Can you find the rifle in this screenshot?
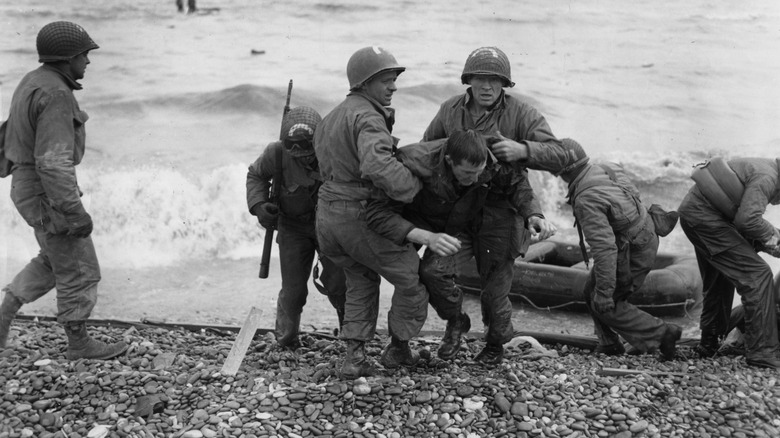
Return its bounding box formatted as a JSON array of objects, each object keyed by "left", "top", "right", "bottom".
[{"left": 259, "top": 79, "right": 293, "bottom": 278}]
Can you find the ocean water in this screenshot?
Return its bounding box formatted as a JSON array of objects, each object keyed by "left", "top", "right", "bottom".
[{"left": 1, "top": 1, "right": 780, "bottom": 326}]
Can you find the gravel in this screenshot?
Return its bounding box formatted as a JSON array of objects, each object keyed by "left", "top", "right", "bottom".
[{"left": 1, "top": 319, "right": 778, "bottom": 438}]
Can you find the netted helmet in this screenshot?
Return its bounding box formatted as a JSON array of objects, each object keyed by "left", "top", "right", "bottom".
[
  {"left": 346, "top": 46, "right": 405, "bottom": 91},
  {"left": 281, "top": 106, "right": 322, "bottom": 157},
  {"left": 37, "top": 21, "right": 99, "bottom": 63},
  {"left": 556, "top": 138, "right": 590, "bottom": 177},
  {"left": 461, "top": 46, "right": 514, "bottom": 88}
]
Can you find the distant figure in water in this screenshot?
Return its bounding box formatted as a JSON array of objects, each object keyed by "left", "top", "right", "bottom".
[
  {"left": 246, "top": 106, "right": 346, "bottom": 350},
  {"left": 176, "top": 0, "right": 197, "bottom": 13},
  {"left": 0, "top": 21, "right": 127, "bottom": 360}
]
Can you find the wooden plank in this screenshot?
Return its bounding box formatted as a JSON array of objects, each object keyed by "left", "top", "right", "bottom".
[
  {"left": 220, "top": 307, "right": 263, "bottom": 376},
  {"left": 597, "top": 367, "right": 688, "bottom": 378}
]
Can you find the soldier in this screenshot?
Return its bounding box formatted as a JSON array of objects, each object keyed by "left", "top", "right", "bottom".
[
  {"left": 314, "top": 46, "right": 440, "bottom": 378},
  {"left": 0, "top": 21, "right": 127, "bottom": 359},
  {"left": 678, "top": 157, "right": 780, "bottom": 369},
  {"left": 246, "top": 106, "right": 346, "bottom": 350},
  {"left": 547, "top": 139, "right": 682, "bottom": 360},
  {"left": 367, "top": 130, "right": 554, "bottom": 364},
  {"left": 422, "top": 46, "right": 558, "bottom": 363}
]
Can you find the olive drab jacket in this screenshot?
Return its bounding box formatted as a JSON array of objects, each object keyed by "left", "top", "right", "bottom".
[
  {"left": 366, "top": 138, "right": 530, "bottom": 245},
  {"left": 246, "top": 141, "right": 321, "bottom": 225},
  {"left": 568, "top": 163, "right": 654, "bottom": 300},
  {"left": 314, "top": 91, "right": 421, "bottom": 203},
  {"left": 5, "top": 65, "right": 90, "bottom": 233},
  {"left": 683, "top": 158, "right": 780, "bottom": 252},
  {"left": 422, "top": 88, "right": 551, "bottom": 216}
]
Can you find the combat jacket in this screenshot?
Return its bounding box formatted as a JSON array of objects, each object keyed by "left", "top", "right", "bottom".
[
  {"left": 367, "top": 138, "right": 510, "bottom": 244},
  {"left": 5, "top": 65, "right": 89, "bottom": 232},
  {"left": 683, "top": 158, "right": 780, "bottom": 249},
  {"left": 314, "top": 91, "right": 421, "bottom": 203},
  {"left": 568, "top": 163, "right": 652, "bottom": 299},
  {"left": 246, "top": 141, "right": 321, "bottom": 224},
  {"left": 421, "top": 89, "right": 546, "bottom": 218},
  {"left": 729, "top": 158, "right": 780, "bottom": 243}
]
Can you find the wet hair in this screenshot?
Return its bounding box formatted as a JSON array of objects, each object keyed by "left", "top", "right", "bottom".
[{"left": 445, "top": 130, "right": 487, "bottom": 166}]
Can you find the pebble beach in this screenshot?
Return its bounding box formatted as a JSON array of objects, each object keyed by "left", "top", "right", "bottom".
[{"left": 1, "top": 320, "right": 778, "bottom": 438}]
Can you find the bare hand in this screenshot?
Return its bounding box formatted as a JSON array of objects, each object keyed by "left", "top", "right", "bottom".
[
  {"left": 427, "top": 233, "right": 462, "bottom": 257},
  {"left": 528, "top": 216, "right": 557, "bottom": 241},
  {"left": 487, "top": 131, "right": 528, "bottom": 162},
  {"left": 593, "top": 293, "right": 615, "bottom": 313}
]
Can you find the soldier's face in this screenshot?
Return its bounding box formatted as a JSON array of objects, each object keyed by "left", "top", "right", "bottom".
[
  {"left": 469, "top": 75, "right": 503, "bottom": 109},
  {"left": 447, "top": 156, "right": 486, "bottom": 187},
  {"left": 363, "top": 71, "right": 398, "bottom": 106},
  {"left": 69, "top": 51, "right": 90, "bottom": 80}
]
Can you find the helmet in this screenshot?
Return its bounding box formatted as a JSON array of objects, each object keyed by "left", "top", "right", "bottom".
[
  {"left": 557, "top": 138, "right": 590, "bottom": 176},
  {"left": 461, "top": 46, "right": 514, "bottom": 88},
  {"left": 346, "top": 46, "right": 405, "bottom": 91},
  {"left": 281, "top": 106, "right": 322, "bottom": 157},
  {"left": 37, "top": 21, "right": 99, "bottom": 63}
]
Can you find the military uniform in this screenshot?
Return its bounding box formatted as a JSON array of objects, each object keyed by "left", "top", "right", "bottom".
[
  {"left": 678, "top": 157, "right": 780, "bottom": 366},
  {"left": 246, "top": 116, "right": 346, "bottom": 347}
]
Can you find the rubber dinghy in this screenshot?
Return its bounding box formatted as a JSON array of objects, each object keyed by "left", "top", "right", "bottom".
[{"left": 456, "top": 240, "right": 702, "bottom": 317}]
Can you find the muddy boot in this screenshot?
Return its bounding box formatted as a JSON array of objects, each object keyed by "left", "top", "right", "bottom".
[
  {"left": 64, "top": 321, "right": 128, "bottom": 360},
  {"left": 474, "top": 342, "right": 504, "bottom": 365},
  {"left": 695, "top": 332, "right": 720, "bottom": 358},
  {"left": 341, "top": 340, "right": 376, "bottom": 379},
  {"left": 593, "top": 343, "right": 626, "bottom": 356},
  {"left": 0, "top": 291, "right": 23, "bottom": 348},
  {"left": 659, "top": 323, "right": 682, "bottom": 361},
  {"left": 380, "top": 337, "right": 420, "bottom": 369},
  {"left": 275, "top": 312, "right": 302, "bottom": 350},
  {"left": 438, "top": 313, "right": 471, "bottom": 360}
]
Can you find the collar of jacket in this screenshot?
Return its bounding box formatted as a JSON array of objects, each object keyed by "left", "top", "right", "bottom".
[
  {"left": 566, "top": 162, "right": 595, "bottom": 204},
  {"left": 347, "top": 90, "right": 396, "bottom": 131},
  {"left": 41, "top": 63, "right": 83, "bottom": 90}
]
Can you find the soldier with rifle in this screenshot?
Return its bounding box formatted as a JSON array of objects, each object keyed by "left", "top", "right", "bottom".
[{"left": 246, "top": 87, "right": 346, "bottom": 350}]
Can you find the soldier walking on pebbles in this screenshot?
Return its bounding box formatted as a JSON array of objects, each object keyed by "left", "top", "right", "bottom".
[
  {"left": 0, "top": 21, "right": 127, "bottom": 359},
  {"left": 422, "top": 47, "right": 558, "bottom": 364},
  {"left": 314, "top": 46, "right": 430, "bottom": 378},
  {"left": 246, "top": 106, "right": 347, "bottom": 350},
  {"left": 529, "top": 138, "right": 683, "bottom": 360},
  {"left": 366, "top": 130, "right": 554, "bottom": 364},
  {"left": 678, "top": 157, "right": 780, "bottom": 369}
]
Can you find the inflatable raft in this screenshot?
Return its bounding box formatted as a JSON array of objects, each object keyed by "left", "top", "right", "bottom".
[{"left": 456, "top": 240, "right": 702, "bottom": 317}]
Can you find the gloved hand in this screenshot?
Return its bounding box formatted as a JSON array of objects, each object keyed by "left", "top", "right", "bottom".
[
  {"left": 253, "top": 203, "right": 279, "bottom": 229},
  {"left": 592, "top": 292, "right": 615, "bottom": 314},
  {"left": 67, "top": 213, "right": 93, "bottom": 238}
]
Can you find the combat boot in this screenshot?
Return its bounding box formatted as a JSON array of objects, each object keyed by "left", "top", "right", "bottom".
[
  {"left": 380, "top": 337, "right": 420, "bottom": 369},
  {"left": 274, "top": 302, "right": 302, "bottom": 350},
  {"left": 659, "top": 323, "right": 682, "bottom": 361},
  {"left": 474, "top": 342, "right": 504, "bottom": 365},
  {"left": 695, "top": 332, "right": 720, "bottom": 358},
  {"left": 746, "top": 356, "right": 780, "bottom": 370},
  {"left": 0, "top": 291, "right": 23, "bottom": 348},
  {"left": 438, "top": 313, "right": 471, "bottom": 360},
  {"left": 64, "top": 321, "right": 128, "bottom": 360},
  {"left": 593, "top": 343, "right": 626, "bottom": 356},
  {"left": 341, "top": 339, "right": 376, "bottom": 379}
]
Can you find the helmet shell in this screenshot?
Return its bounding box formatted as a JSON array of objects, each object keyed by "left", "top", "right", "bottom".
[
  {"left": 346, "top": 46, "right": 405, "bottom": 91},
  {"left": 557, "top": 138, "right": 590, "bottom": 176},
  {"left": 461, "top": 46, "right": 514, "bottom": 88},
  {"left": 37, "top": 21, "right": 99, "bottom": 63},
  {"left": 281, "top": 106, "right": 322, "bottom": 157}
]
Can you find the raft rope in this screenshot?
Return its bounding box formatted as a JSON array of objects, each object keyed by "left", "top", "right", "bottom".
[{"left": 457, "top": 284, "right": 698, "bottom": 319}]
